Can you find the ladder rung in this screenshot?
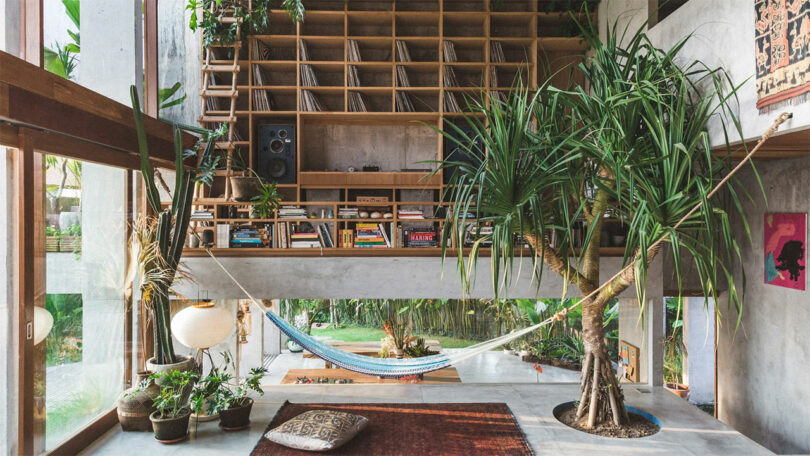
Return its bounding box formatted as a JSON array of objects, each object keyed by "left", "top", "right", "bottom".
[
  {"left": 199, "top": 115, "right": 237, "bottom": 123},
  {"left": 215, "top": 142, "right": 237, "bottom": 150},
  {"left": 208, "top": 42, "right": 242, "bottom": 48},
  {"left": 201, "top": 89, "right": 239, "bottom": 98},
  {"left": 202, "top": 64, "right": 240, "bottom": 72},
  {"left": 219, "top": 17, "right": 243, "bottom": 24}
]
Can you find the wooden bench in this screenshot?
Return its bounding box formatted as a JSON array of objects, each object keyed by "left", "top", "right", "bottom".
[{"left": 280, "top": 367, "right": 461, "bottom": 384}]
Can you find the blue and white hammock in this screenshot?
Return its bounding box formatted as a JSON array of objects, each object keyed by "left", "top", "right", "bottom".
[{"left": 204, "top": 248, "right": 554, "bottom": 378}]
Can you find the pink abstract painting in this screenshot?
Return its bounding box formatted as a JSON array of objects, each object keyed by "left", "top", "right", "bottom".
[{"left": 764, "top": 213, "right": 806, "bottom": 290}]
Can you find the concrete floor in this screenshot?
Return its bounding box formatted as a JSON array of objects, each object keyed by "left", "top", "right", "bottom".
[
  {"left": 81, "top": 383, "right": 771, "bottom": 455},
  {"left": 264, "top": 349, "right": 580, "bottom": 384}
]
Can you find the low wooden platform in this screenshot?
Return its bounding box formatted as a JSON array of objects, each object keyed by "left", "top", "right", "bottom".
[
  {"left": 303, "top": 340, "right": 443, "bottom": 369},
  {"left": 280, "top": 367, "right": 461, "bottom": 384}
]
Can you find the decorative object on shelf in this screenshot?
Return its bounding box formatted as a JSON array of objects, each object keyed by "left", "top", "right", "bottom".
[
  {"left": 202, "top": 229, "right": 215, "bottom": 247},
  {"left": 230, "top": 175, "right": 261, "bottom": 202},
  {"left": 362, "top": 165, "right": 380, "bottom": 172},
  {"left": 383, "top": 212, "right": 393, "bottom": 219},
  {"left": 118, "top": 371, "right": 160, "bottom": 432},
  {"left": 370, "top": 211, "right": 381, "bottom": 219},
  {"left": 33, "top": 306, "right": 54, "bottom": 346},
  {"left": 359, "top": 211, "right": 369, "bottom": 219},
  {"left": 347, "top": 166, "right": 356, "bottom": 172}
]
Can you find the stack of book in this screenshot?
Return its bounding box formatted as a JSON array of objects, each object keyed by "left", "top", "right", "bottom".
[
  {"left": 395, "top": 40, "right": 411, "bottom": 62},
  {"left": 252, "top": 65, "right": 273, "bottom": 111},
  {"left": 300, "top": 64, "right": 319, "bottom": 86},
  {"left": 279, "top": 206, "right": 307, "bottom": 219},
  {"left": 300, "top": 90, "right": 325, "bottom": 111},
  {"left": 347, "top": 39, "right": 362, "bottom": 62},
  {"left": 231, "top": 225, "right": 263, "bottom": 248},
  {"left": 299, "top": 39, "right": 311, "bottom": 61},
  {"left": 464, "top": 224, "right": 493, "bottom": 247},
  {"left": 290, "top": 229, "right": 320, "bottom": 248},
  {"left": 490, "top": 41, "right": 505, "bottom": 63},
  {"left": 395, "top": 91, "right": 415, "bottom": 112},
  {"left": 191, "top": 210, "right": 214, "bottom": 220},
  {"left": 443, "top": 40, "right": 457, "bottom": 62},
  {"left": 348, "top": 91, "right": 368, "bottom": 112},
  {"left": 405, "top": 228, "right": 437, "bottom": 248},
  {"left": 338, "top": 207, "right": 359, "bottom": 219},
  {"left": 355, "top": 223, "right": 391, "bottom": 248},
  {"left": 398, "top": 209, "right": 425, "bottom": 220},
  {"left": 339, "top": 229, "right": 354, "bottom": 248}
]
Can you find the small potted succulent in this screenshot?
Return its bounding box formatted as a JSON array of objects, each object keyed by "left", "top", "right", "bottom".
[
  {"left": 146, "top": 370, "right": 199, "bottom": 443},
  {"left": 191, "top": 353, "right": 268, "bottom": 431}
]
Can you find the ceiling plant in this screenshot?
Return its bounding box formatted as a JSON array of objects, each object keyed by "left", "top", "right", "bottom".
[
  {"left": 437, "top": 15, "right": 754, "bottom": 429},
  {"left": 186, "top": 0, "right": 306, "bottom": 49}
]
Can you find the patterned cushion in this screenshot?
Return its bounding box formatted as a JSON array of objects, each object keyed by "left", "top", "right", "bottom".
[{"left": 264, "top": 409, "right": 368, "bottom": 452}]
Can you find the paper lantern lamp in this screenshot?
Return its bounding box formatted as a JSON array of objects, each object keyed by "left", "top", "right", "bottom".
[
  {"left": 33, "top": 306, "right": 54, "bottom": 345},
  {"left": 171, "top": 302, "right": 234, "bottom": 349}
]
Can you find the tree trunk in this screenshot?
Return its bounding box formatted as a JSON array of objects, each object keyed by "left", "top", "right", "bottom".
[{"left": 577, "top": 299, "right": 627, "bottom": 427}]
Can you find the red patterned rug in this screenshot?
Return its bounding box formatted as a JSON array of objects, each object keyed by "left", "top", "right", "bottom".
[{"left": 251, "top": 402, "right": 533, "bottom": 456}]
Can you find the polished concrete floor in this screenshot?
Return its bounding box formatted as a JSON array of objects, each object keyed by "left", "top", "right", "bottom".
[
  {"left": 81, "top": 383, "right": 772, "bottom": 455},
  {"left": 264, "top": 349, "right": 580, "bottom": 384}
]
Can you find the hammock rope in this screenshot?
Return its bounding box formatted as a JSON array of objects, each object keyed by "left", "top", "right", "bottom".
[{"left": 190, "top": 112, "right": 790, "bottom": 377}]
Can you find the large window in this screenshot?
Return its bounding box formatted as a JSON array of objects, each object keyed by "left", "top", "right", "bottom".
[{"left": 41, "top": 156, "right": 129, "bottom": 450}]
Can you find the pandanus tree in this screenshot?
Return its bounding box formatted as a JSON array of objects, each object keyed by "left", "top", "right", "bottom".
[
  {"left": 130, "top": 86, "right": 222, "bottom": 365},
  {"left": 438, "top": 20, "right": 754, "bottom": 427}
]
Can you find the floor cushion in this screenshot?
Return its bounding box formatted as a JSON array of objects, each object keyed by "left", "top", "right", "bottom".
[{"left": 264, "top": 409, "right": 368, "bottom": 452}]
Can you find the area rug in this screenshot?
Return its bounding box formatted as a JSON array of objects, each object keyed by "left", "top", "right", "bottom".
[{"left": 251, "top": 402, "right": 533, "bottom": 456}]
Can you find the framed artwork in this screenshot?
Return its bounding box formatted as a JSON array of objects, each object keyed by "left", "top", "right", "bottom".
[
  {"left": 764, "top": 213, "right": 806, "bottom": 290},
  {"left": 619, "top": 341, "right": 639, "bottom": 383}
]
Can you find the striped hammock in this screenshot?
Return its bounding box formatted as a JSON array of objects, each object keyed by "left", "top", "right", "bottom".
[{"left": 203, "top": 240, "right": 554, "bottom": 377}]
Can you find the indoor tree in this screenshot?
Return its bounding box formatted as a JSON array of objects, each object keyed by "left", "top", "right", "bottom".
[{"left": 438, "top": 19, "right": 752, "bottom": 428}]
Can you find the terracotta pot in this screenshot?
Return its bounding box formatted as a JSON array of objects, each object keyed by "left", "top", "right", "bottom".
[
  {"left": 665, "top": 382, "right": 690, "bottom": 399},
  {"left": 118, "top": 371, "right": 159, "bottom": 432},
  {"left": 150, "top": 409, "right": 191, "bottom": 443},
  {"left": 230, "top": 176, "right": 260, "bottom": 202},
  {"left": 219, "top": 398, "right": 253, "bottom": 431}
]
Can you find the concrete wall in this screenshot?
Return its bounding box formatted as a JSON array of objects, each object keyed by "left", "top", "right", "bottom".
[
  {"left": 597, "top": 1, "right": 810, "bottom": 452},
  {"left": 719, "top": 158, "right": 810, "bottom": 454},
  {"left": 157, "top": 0, "right": 202, "bottom": 125},
  {"left": 176, "top": 256, "right": 658, "bottom": 300}
]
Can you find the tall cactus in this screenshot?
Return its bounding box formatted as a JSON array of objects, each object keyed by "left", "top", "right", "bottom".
[{"left": 130, "top": 85, "right": 220, "bottom": 365}]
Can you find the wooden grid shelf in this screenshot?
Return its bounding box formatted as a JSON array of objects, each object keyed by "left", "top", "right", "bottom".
[{"left": 192, "top": 0, "right": 594, "bottom": 257}]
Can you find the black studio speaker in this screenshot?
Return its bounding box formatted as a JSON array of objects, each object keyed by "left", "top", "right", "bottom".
[
  {"left": 443, "top": 125, "right": 483, "bottom": 184},
  {"left": 258, "top": 125, "right": 296, "bottom": 184}
]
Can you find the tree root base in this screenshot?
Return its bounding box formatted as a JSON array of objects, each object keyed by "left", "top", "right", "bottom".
[{"left": 556, "top": 405, "right": 659, "bottom": 438}]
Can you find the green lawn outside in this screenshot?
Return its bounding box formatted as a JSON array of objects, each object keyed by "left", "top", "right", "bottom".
[{"left": 310, "top": 325, "right": 479, "bottom": 349}]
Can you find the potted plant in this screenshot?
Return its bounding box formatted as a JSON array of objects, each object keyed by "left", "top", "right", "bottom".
[
  {"left": 383, "top": 319, "right": 412, "bottom": 358},
  {"left": 130, "top": 86, "right": 222, "bottom": 376},
  {"left": 191, "top": 353, "right": 268, "bottom": 431},
  {"left": 59, "top": 223, "right": 81, "bottom": 253},
  {"left": 45, "top": 226, "right": 60, "bottom": 252},
  {"left": 250, "top": 173, "right": 281, "bottom": 219},
  {"left": 147, "top": 370, "right": 199, "bottom": 443}
]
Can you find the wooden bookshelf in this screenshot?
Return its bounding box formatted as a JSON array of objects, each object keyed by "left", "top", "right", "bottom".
[{"left": 193, "top": 0, "right": 596, "bottom": 256}]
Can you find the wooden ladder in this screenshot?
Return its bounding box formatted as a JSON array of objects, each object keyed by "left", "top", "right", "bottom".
[{"left": 198, "top": 3, "right": 244, "bottom": 201}]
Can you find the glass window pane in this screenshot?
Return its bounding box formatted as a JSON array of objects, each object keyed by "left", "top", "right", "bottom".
[{"left": 42, "top": 156, "right": 128, "bottom": 450}]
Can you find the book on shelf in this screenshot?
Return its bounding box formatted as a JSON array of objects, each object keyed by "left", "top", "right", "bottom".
[
  {"left": 347, "top": 39, "right": 362, "bottom": 62},
  {"left": 317, "top": 223, "right": 335, "bottom": 248},
  {"left": 443, "top": 40, "right": 457, "bottom": 63},
  {"left": 395, "top": 91, "right": 415, "bottom": 112},
  {"left": 230, "top": 225, "right": 265, "bottom": 248},
  {"left": 300, "top": 64, "right": 319, "bottom": 87},
  {"left": 355, "top": 223, "right": 388, "bottom": 248},
  {"left": 278, "top": 222, "right": 288, "bottom": 248},
  {"left": 300, "top": 90, "right": 325, "bottom": 112},
  {"left": 299, "top": 39, "right": 310, "bottom": 61},
  {"left": 339, "top": 229, "right": 354, "bottom": 248},
  {"left": 490, "top": 41, "right": 505, "bottom": 63},
  {"left": 252, "top": 64, "right": 273, "bottom": 111},
  {"left": 489, "top": 66, "right": 499, "bottom": 88},
  {"left": 338, "top": 207, "right": 360, "bottom": 219},
  {"left": 279, "top": 206, "right": 308, "bottom": 219},
  {"left": 444, "top": 91, "right": 461, "bottom": 112},
  {"left": 398, "top": 209, "right": 425, "bottom": 220},
  {"left": 216, "top": 224, "right": 230, "bottom": 248},
  {"left": 348, "top": 91, "right": 368, "bottom": 112},
  {"left": 252, "top": 38, "right": 272, "bottom": 60},
  {"left": 395, "top": 66, "right": 411, "bottom": 87},
  {"left": 348, "top": 65, "right": 361, "bottom": 87},
  {"left": 395, "top": 40, "right": 411, "bottom": 62},
  {"left": 191, "top": 210, "right": 214, "bottom": 220},
  {"left": 443, "top": 66, "right": 459, "bottom": 87},
  {"left": 404, "top": 228, "right": 438, "bottom": 248}
]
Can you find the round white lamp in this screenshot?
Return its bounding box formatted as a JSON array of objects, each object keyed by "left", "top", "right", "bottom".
[
  {"left": 33, "top": 306, "right": 54, "bottom": 345},
  {"left": 171, "top": 301, "right": 234, "bottom": 350}
]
